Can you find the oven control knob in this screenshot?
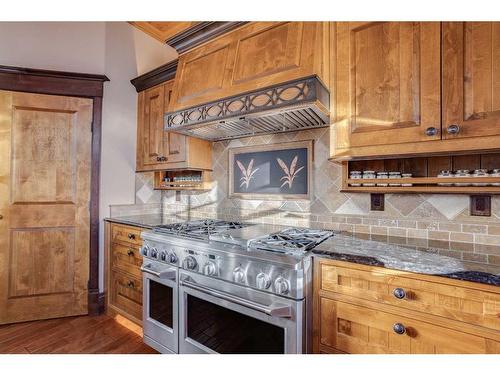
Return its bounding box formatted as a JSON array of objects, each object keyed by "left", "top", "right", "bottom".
[
  {"left": 150, "top": 248, "right": 158, "bottom": 258},
  {"left": 274, "top": 277, "right": 290, "bottom": 295},
  {"left": 233, "top": 267, "right": 246, "bottom": 284},
  {"left": 203, "top": 261, "right": 217, "bottom": 276},
  {"left": 183, "top": 256, "right": 197, "bottom": 270},
  {"left": 256, "top": 272, "right": 271, "bottom": 290},
  {"left": 141, "top": 245, "right": 149, "bottom": 256},
  {"left": 168, "top": 252, "right": 178, "bottom": 264},
  {"left": 159, "top": 251, "right": 167, "bottom": 261}
]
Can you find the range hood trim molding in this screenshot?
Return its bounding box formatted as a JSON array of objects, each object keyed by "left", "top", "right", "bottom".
[{"left": 164, "top": 75, "right": 330, "bottom": 141}]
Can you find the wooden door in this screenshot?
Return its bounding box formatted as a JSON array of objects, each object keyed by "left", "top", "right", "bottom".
[
  {"left": 0, "top": 91, "right": 92, "bottom": 324},
  {"left": 442, "top": 22, "right": 500, "bottom": 139},
  {"left": 137, "top": 81, "right": 186, "bottom": 171},
  {"left": 334, "top": 22, "right": 441, "bottom": 149},
  {"left": 319, "top": 298, "right": 493, "bottom": 354}
]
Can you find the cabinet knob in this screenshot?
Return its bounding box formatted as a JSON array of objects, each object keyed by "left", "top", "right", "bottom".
[
  {"left": 156, "top": 156, "right": 168, "bottom": 162},
  {"left": 393, "top": 287, "right": 406, "bottom": 299},
  {"left": 425, "top": 127, "right": 438, "bottom": 136},
  {"left": 127, "top": 280, "right": 135, "bottom": 288},
  {"left": 127, "top": 249, "right": 134, "bottom": 256},
  {"left": 393, "top": 323, "right": 406, "bottom": 335},
  {"left": 127, "top": 233, "right": 135, "bottom": 240},
  {"left": 447, "top": 124, "right": 460, "bottom": 135}
]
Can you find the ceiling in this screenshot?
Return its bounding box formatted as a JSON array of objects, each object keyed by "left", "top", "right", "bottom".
[{"left": 129, "top": 22, "right": 199, "bottom": 43}]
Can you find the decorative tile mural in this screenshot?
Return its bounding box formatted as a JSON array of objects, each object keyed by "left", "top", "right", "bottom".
[{"left": 134, "top": 127, "right": 500, "bottom": 266}]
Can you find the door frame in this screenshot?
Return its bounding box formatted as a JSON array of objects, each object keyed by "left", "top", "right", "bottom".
[{"left": 0, "top": 64, "right": 109, "bottom": 316}]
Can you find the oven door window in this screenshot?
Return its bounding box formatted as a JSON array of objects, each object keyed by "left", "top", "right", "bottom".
[
  {"left": 187, "top": 294, "right": 285, "bottom": 354},
  {"left": 149, "top": 280, "right": 173, "bottom": 329}
]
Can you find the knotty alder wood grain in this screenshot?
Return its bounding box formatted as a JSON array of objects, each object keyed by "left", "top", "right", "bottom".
[
  {"left": 0, "top": 314, "right": 157, "bottom": 354},
  {"left": 442, "top": 22, "right": 500, "bottom": 140},
  {"left": 332, "top": 22, "right": 441, "bottom": 151},
  {"left": 136, "top": 79, "right": 211, "bottom": 172},
  {"left": 313, "top": 258, "right": 500, "bottom": 354},
  {"left": 105, "top": 222, "right": 145, "bottom": 326},
  {"left": 168, "top": 22, "right": 329, "bottom": 112},
  {"left": 0, "top": 91, "right": 92, "bottom": 324}
]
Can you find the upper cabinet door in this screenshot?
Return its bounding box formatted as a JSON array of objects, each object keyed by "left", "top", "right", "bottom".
[
  {"left": 442, "top": 22, "right": 500, "bottom": 139},
  {"left": 334, "top": 22, "right": 441, "bottom": 149},
  {"left": 168, "top": 22, "right": 329, "bottom": 112},
  {"left": 162, "top": 82, "right": 186, "bottom": 163},
  {"left": 141, "top": 84, "right": 166, "bottom": 167}
]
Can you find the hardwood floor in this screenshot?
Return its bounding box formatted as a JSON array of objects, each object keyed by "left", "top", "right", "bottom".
[{"left": 0, "top": 314, "right": 158, "bottom": 354}]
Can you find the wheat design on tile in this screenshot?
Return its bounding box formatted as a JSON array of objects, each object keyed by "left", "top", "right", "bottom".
[
  {"left": 237, "top": 159, "right": 259, "bottom": 189},
  {"left": 277, "top": 155, "right": 304, "bottom": 189}
]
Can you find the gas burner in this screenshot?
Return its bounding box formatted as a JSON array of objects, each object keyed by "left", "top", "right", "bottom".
[
  {"left": 153, "top": 219, "right": 250, "bottom": 240},
  {"left": 249, "top": 228, "right": 334, "bottom": 255}
]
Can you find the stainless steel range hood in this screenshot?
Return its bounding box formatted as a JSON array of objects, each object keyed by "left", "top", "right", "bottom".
[{"left": 164, "top": 76, "right": 330, "bottom": 142}]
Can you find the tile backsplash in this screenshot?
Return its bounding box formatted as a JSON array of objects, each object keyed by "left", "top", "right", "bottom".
[{"left": 135, "top": 128, "right": 500, "bottom": 266}]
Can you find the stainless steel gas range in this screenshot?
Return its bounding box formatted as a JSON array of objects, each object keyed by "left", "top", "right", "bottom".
[{"left": 139, "top": 219, "right": 333, "bottom": 354}]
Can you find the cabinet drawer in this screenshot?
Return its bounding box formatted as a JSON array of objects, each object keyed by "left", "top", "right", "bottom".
[
  {"left": 111, "top": 223, "right": 142, "bottom": 247},
  {"left": 320, "top": 263, "right": 500, "bottom": 331},
  {"left": 110, "top": 271, "right": 143, "bottom": 321},
  {"left": 319, "top": 297, "right": 496, "bottom": 354},
  {"left": 111, "top": 242, "right": 143, "bottom": 278}
]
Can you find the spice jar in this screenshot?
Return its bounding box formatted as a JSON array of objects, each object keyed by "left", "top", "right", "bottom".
[
  {"left": 472, "top": 169, "right": 489, "bottom": 186},
  {"left": 388, "top": 171, "right": 402, "bottom": 186},
  {"left": 376, "top": 172, "right": 388, "bottom": 187},
  {"left": 437, "top": 170, "right": 454, "bottom": 186},
  {"left": 454, "top": 169, "right": 472, "bottom": 186},
  {"left": 349, "top": 171, "right": 362, "bottom": 187},
  {"left": 401, "top": 173, "right": 413, "bottom": 187},
  {"left": 362, "top": 170, "right": 376, "bottom": 186},
  {"left": 491, "top": 169, "right": 500, "bottom": 186}
]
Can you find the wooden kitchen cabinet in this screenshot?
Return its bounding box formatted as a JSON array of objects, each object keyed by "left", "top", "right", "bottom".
[
  {"left": 442, "top": 22, "right": 500, "bottom": 140},
  {"left": 333, "top": 22, "right": 441, "bottom": 150},
  {"left": 136, "top": 80, "right": 212, "bottom": 172},
  {"left": 313, "top": 258, "right": 500, "bottom": 354},
  {"left": 168, "top": 22, "right": 330, "bottom": 112},
  {"left": 330, "top": 21, "right": 500, "bottom": 160},
  {"left": 105, "top": 222, "right": 145, "bottom": 326}
]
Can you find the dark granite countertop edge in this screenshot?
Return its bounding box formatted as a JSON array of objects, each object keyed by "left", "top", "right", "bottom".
[
  {"left": 311, "top": 250, "right": 500, "bottom": 287},
  {"left": 104, "top": 216, "right": 156, "bottom": 229}
]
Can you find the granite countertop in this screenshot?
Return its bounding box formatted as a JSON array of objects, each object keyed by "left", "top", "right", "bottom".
[
  {"left": 104, "top": 214, "right": 184, "bottom": 229},
  {"left": 104, "top": 215, "right": 499, "bottom": 287},
  {"left": 313, "top": 233, "right": 500, "bottom": 287}
]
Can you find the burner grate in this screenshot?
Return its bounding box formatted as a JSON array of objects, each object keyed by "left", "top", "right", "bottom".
[
  {"left": 153, "top": 219, "right": 249, "bottom": 240},
  {"left": 249, "top": 228, "right": 334, "bottom": 255}
]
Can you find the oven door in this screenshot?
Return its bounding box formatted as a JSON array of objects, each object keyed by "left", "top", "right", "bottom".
[
  {"left": 141, "top": 261, "right": 178, "bottom": 353},
  {"left": 179, "top": 271, "right": 303, "bottom": 354}
]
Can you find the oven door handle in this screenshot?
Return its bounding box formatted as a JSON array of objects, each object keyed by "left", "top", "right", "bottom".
[
  {"left": 181, "top": 278, "right": 292, "bottom": 318},
  {"left": 141, "top": 263, "right": 176, "bottom": 280}
]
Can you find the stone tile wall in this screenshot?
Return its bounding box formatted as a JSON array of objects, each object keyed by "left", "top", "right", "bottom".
[{"left": 134, "top": 128, "right": 500, "bottom": 266}]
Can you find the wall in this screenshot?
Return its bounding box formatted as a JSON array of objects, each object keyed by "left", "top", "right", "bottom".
[
  {"left": 0, "top": 21, "right": 178, "bottom": 291},
  {"left": 135, "top": 127, "right": 500, "bottom": 268}
]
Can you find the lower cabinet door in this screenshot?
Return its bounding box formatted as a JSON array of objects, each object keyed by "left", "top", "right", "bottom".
[
  {"left": 110, "top": 271, "right": 143, "bottom": 321},
  {"left": 319, "top": 297, "right": 495, "bottom": 354}
]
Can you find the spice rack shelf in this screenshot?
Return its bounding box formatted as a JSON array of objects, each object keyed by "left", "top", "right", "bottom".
[
  {"left": 341, "top": 153, "right": 500, "bottom": 194},
  {"left": 153, "top": 170, "right": 213, "bottom": 191}
]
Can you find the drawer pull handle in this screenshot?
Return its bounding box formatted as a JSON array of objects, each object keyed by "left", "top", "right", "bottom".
[
  {"left": 393, "top": 323, "right": 406, "bottom": 335},
  {"left": 393, "top": 287, "right": 406, "bottom": 299},
  {"left": 127, "top": 249, "right": 134, "bottom": 256},
  {"left": 127, "top": 281, "right": 135, "bottom": 288},
  {"left": 127, "top": 233, "right": 136, "bottom": 240}
]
